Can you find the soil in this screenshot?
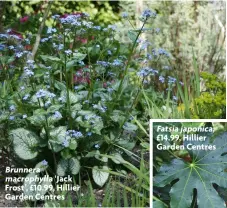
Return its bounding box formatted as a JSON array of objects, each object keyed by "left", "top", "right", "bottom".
[
  {"left": 0, "top": 148, "right": 22, "bottom": 207},
  {"left": 0, "top": 183, "right": 23, "bottom": 207}
]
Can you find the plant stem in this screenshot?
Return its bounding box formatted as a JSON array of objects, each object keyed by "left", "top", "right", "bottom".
[
  {"left": 44, "top": 115, "right": 57, "bottom": 171},
  {"left": 64, "top": 32, "right": 72, "bottom": 128},
  {"left": 114, "top": 20, "right": 146, "bottom": 106}
]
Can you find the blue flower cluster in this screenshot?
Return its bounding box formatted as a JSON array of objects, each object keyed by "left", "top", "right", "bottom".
[
  {"left": 23, "top": 94, "right": 30, "bottom": 101},
  {"left": 42, "top": 160, "right": 48, "bottom": 166},
  {"left": 35, "top": 89, "right": 56, "bottom": 99},
  {"left": 137, "top": 67, "right": 158, "bottom": 77},
  {"left": 92, "top": 104, "right": 107, "bottom": 113},
  {"left": 152, "top": 48, "right": 170, "bottom": 57},
  {"left": 142, "top": 9, "right": 157, "bottom": 19},
  {"left": 9, "top": 105, "right": 16, "bottom": 111},
  {"left": 66, "top": 130, "right": 83, "bottom": 138},
  {"left": 53, "top": 111, "right": 62, "bottom": 119},
  {"left": 167, "top": 76, "right": 177, "bottom": 84},
  {"left": 62, "top": 139, "right": 69, "bottom": 147},
  {"left": 97, "top": 59, "right": 124, "bottom": 68},
  {"left": 140, "top": 41, "right": 151, "bottom": 50},
  {"left": 47, "top": 27, "right": 57, "bottom": 34},
  {"left": 84, "top": 114, "right": 102, "bottom": 125}
]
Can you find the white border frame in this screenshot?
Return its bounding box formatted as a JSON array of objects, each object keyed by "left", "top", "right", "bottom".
[{"left": 150, "top": 119, "right": 227, "bottom": 208}]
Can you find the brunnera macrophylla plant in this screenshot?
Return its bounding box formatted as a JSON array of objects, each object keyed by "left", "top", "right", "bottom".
[{"left": 0, "top": 9, "right": 165, "bottom": 190}]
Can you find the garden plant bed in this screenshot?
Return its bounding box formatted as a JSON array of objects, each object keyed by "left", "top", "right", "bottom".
[{"left": 0, "top": 1, "right": 226, "bottom": 208}]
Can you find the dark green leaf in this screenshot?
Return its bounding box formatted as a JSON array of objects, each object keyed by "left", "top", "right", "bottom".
[{"left": 154, "top": 132, "right": 227, "bottom": 208}]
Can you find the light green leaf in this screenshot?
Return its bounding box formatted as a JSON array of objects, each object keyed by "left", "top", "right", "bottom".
[
  {"left": 48, "top": 126, "right": 67, "bottom": 152},
  {"left": 117, "top": 139, "right": 136, "bottom": 150},
  {"left": 23, "top": 172, "right": 37, "bottom": 199},
  {"left": 57, "top": 158, "right": 80, "bottom": 176},
  {"left": 128, "top": 30, "right": 137, "bottom": 42},
  {"left": 76, "top": 91, "right": 88, "bottom": 101},
  {"left": 28, "top": 115, "right": 46, "bottom": 126},
  {"left": 54, "top": 81, "right": 67, "bottom": 91},
  {"left": 61, "top": 149, "right": 72, "bottom": 159},
  {"left": 110, "top": 153, "right": 126, "bottom": 164},
  {"left": 76, "top": 112, "right": 104, "bottom": 135},
  {"left": 69, "top": 140, "right": 77, "bottom": 150},
  {"left": 0, "top": 112, "right": 9, "bottom": 123},
  {"left": 77, "top": 110, "right": 94, "bottom": 116},
  {"left": 61, "top": 90, "right": 78, "bottom": 104},
  {"left": 123, "top": 122, "right": 138, "bottom": 132},
  {"left": 66, "top": 53, "right": 86, "bottom": 70},
  {"left": 10, "top": 128, "right": 39, "bottom": 160},
  {"left": 85, "top": 150, "right": 100, "bottom": 158},
  {"left": 71, "top": 103, "right": 82, "bottom": 118},
  {"left": 95, "top": 154, "right": 108, "bottom": 163},
  {"left": 92, "top": 166, "right": 109, "bottom": 187},
  {"left": 47, "top": 105, "right": 62, "bottom": 113},
  {"left": 110, "top": 110, "right": 125, "bottom": 125},
  {"left": 23, "top": 172, "right": 52, "bottom": 200},
  {"left": 72, "top": 53, "right": 87, "bottom": 61},
  {"left": 40, "top": 55, "right": 63, "bottom": 64}
]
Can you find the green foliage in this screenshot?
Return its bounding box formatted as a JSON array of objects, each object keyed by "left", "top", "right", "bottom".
[
  {"left": 57, "top": 158, "right": 80, "bottom": 176},
  {"left": 0, "top": 8, "right": 153, "bottom": 206},
  {"left": 4, "top": 1, "right": 120, "bottom": 29},
  {"left": 92, "top": 166, "right": 110, "bottom": 187},
  {"left": 194, "top": 72, "right": 226, "bottom": 119},
  {"left": 43, "top": 150, "right": 149, "bottom": 207},
  {"left": 10, "top": 128, "right": 40, "bottom": 160}
]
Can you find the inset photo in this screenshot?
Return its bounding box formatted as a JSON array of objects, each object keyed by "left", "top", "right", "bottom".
[{"left": 151, "top": 120, "right": 227, "bottom": 208}]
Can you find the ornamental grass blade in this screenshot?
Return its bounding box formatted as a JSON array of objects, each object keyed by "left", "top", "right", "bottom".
[{"left": 154, "top": 132, "right": 227, "bottom": 208}]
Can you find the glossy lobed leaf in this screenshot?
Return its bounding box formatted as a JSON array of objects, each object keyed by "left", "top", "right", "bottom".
[
  {"left": 154, "top": 132, "right": 227, "bottom": 208},
  {"left": 153, "top": 201, "right": 168, "bottom": 208}
]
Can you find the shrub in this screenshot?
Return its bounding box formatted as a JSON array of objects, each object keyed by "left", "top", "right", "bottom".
[
  {"left": 0, "top": 9, "right": 155, "bottom": 192},
  {"left": 194, "top": 72, "right": 226, "bottom": 119}
]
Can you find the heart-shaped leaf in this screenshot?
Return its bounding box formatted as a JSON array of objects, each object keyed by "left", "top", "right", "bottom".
[
  {"left": 23, "top": 172, "right": 52, "bottom": 200},
  {"left": 10, "top": 128, "right": 39, "bottom": 160},
  {"left": 66, "top": 53, "right": 86, "bottom": 71},
  {"left": 57, "top": 158, "right": 80, "bottom": 176},
  {"left": 61, "top": 90, "right": 78, "bottom": 104},
  {"left": 154, "top": 132, "right": 227, "bottom": 208},
  {"left": 47, "top": 126, "right": 67, "bottom": 152},
  {"left": 92, "top": 166, "right": 109, "bottom": 187}
]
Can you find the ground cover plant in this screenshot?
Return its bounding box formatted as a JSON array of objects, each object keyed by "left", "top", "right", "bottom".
[{"left": 0, "top": 3, "right": 151, "bottom": 207}]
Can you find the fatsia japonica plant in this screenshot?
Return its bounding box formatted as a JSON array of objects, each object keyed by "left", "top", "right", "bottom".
[
  {"left": 153, "top": 123, "right": 227, "bottom": 208},
  {"left": 0, "top": 9, "right": 158, "bottom": 189}
]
